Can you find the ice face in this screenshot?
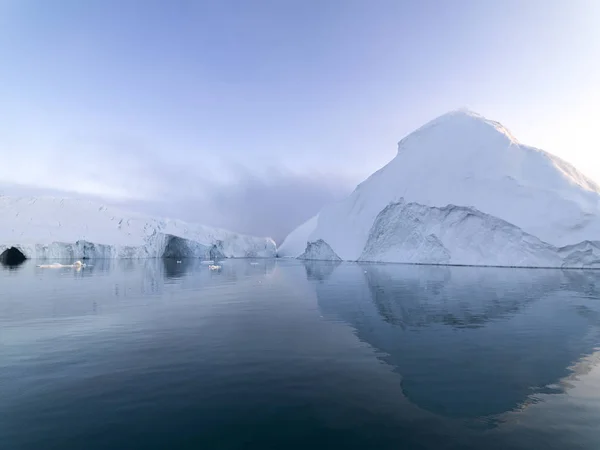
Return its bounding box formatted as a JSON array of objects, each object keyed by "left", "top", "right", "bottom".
[{"left": 0, "top": 196, "right": 277, "bottom": 261}]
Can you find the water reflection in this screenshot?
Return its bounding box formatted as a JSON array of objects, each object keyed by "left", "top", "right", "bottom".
[
  {"left": 0, "top": 258, "right": 279, "bottom": 322},
  {"left": 303, "top": 260, "right": 341, "bottom": 282},
  {"left": 163, "top": 258, "right": 195, "bottom": 279},
  {"left": 1, "top": 262, "right": 26, "bottom": 272},
  {"left": 142, "top": 258, "right": 277, "bottom": 294},
  {"left": 311, "top": 262, "right": 600, "bottom": 420}
]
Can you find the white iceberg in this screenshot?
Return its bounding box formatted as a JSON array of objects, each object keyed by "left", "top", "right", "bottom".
[
  {"left": 279, "top": 110, "right": 600, "bottom": 268},
  {"left": 359, "top": 200, "right": 563, "bottom": 267},
  {"left": 298, "top": 239, "right": 342, "bottom": 262},
  {"left": 37, "top": 260, "right": 86, "bottom": 269},
  {"left": 0, "top": 196, "right": 276, "bottom": 261}
]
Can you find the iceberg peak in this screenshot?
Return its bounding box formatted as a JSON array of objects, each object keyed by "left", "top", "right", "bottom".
[{"left": 397, "top": 109, "right": 519, "bottom": 154}]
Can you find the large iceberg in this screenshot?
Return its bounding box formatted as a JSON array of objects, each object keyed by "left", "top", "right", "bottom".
[
  {"left": 279, "top": 110, "right": 600, "bottom": 268},
  {"left": 0, "top": 196, "right": 276, "bottom": 261}
]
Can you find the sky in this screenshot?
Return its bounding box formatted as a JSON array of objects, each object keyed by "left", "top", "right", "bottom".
[{"left": 0, "top": 0, "right": 599, "bottom": 242}]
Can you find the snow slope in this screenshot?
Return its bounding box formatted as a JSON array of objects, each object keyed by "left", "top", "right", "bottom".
[
  {"left": 279, "top": 110, "right": 600, "bottom": 267},
  {"left": 279, "top": 214, "right": 319, "bottom": 258},
  {"left": 0, "top": 196, "right": 276, "bottom": 260}
]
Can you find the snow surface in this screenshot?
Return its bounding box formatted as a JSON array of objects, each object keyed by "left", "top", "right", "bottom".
[
  {"left": 0, "top": 196, "right": 276, "bottom": 260},
  {"left": 279, "top": 110, "right": 600, "bottom": 268},
  {"left": 278, "top": 214, "right": 319, "bottom": 257},
  {"left": 558, "top": 241, "right": 600, "bottom": 269}
]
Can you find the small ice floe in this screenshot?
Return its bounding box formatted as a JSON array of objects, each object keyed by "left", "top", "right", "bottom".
[
  {"left": 208, "top": 264, "right": 221, "bottom": 271},
  {"left": 37, "top": 260, "right": 86, "bottom": 269}
]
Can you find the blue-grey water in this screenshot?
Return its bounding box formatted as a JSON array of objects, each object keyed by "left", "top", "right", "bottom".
[{"left": 1, "top": 259, "right": 600, "bottom": 449}]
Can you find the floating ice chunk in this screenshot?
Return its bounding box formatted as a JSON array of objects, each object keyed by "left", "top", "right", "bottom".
[{"left": 37, "top": 260, "right": 86, "bottom": 269}]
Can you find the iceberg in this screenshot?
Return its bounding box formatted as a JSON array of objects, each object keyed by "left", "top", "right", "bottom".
[
  {"left": 279, "top": 110, "right": 600, "bottom": 268},
  {"left": 298, "top": 239, "right": 342, "bottom": 261},
  {"left": 0, "top": 196, "right": 276, "bottom": 261},
  {"left": 359, "top": 200, "right": 562, "bottom": 268}
]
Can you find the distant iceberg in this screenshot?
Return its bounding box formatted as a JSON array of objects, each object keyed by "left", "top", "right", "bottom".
[
  {"left": 298, "top": 239, "right": 342, "bottom": 262},
  {"left": 0, "top": 196, "right": 276, "bottom": 261}
]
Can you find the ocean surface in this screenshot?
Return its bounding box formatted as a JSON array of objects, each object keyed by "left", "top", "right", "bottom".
[{"left": 1, "top": 258, "right": 600, "bottom": 449}]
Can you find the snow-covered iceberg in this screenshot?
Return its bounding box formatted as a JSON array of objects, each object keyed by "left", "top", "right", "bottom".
[
  {"left": 279, "top": 110, "right": 600, "bottom": 268},
  {"left": 0, "top": 196, "right": 276, "bottom": 261}
]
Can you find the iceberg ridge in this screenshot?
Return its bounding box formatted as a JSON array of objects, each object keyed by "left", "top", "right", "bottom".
[{"left": 0, "top": 196, "right": 276, "bottom": 261}]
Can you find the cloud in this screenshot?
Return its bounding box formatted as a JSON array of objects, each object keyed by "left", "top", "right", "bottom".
[
  {"left": 0, "top": 161, "right": 355, "bottom": 243},
  {"left": 200, "top": 168, "right": 353, "bottom": 243},
  {"left": 0, "top": 125, "right": 358, "bottom": 242},
  {"left": 126, "top": 166, "right": 355, "bottom": 243}
]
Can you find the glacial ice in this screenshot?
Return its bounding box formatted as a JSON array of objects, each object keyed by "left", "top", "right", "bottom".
[
  {"left": 359, "top": 200, "right": 562, "bottom": 267},
  {"left": 298, "top": 239, "right": 342, "bottom": 261},
  {"left": 280, "top": 110, "right": 600, "bottom": 268},
  {"left": 0, "top": 196, "right": 276, "bottom": 261},
  {"left": 558, "top": 241, "right": 600, "bottom": 269}
]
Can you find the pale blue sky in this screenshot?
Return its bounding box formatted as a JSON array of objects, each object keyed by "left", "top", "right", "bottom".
[{"left": 0, "top": 0, "right": 598, "bottom": 241}]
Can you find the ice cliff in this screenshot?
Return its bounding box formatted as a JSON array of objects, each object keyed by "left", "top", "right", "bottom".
[
  {"left": 0, "top": 196, "right": 276, "bottom": 261},
  {"left": 361, "top": 200, "right": 565, "bottom": 268},
  {"left": 279, "top": 110, "right": 600, "bottom": 268}
]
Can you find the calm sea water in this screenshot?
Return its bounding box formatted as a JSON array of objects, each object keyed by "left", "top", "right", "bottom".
[{"left": 1, "top": 259, "right": 600, "bottom": 449}]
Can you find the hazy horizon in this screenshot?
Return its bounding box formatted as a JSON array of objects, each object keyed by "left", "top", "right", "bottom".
[{"left": 1, "top": 0, "right": 599, "bottom": 241}]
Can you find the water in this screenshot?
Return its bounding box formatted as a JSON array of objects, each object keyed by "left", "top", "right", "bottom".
[{"left": 1, "top": 259, "right": 600, "bottom": 449}]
